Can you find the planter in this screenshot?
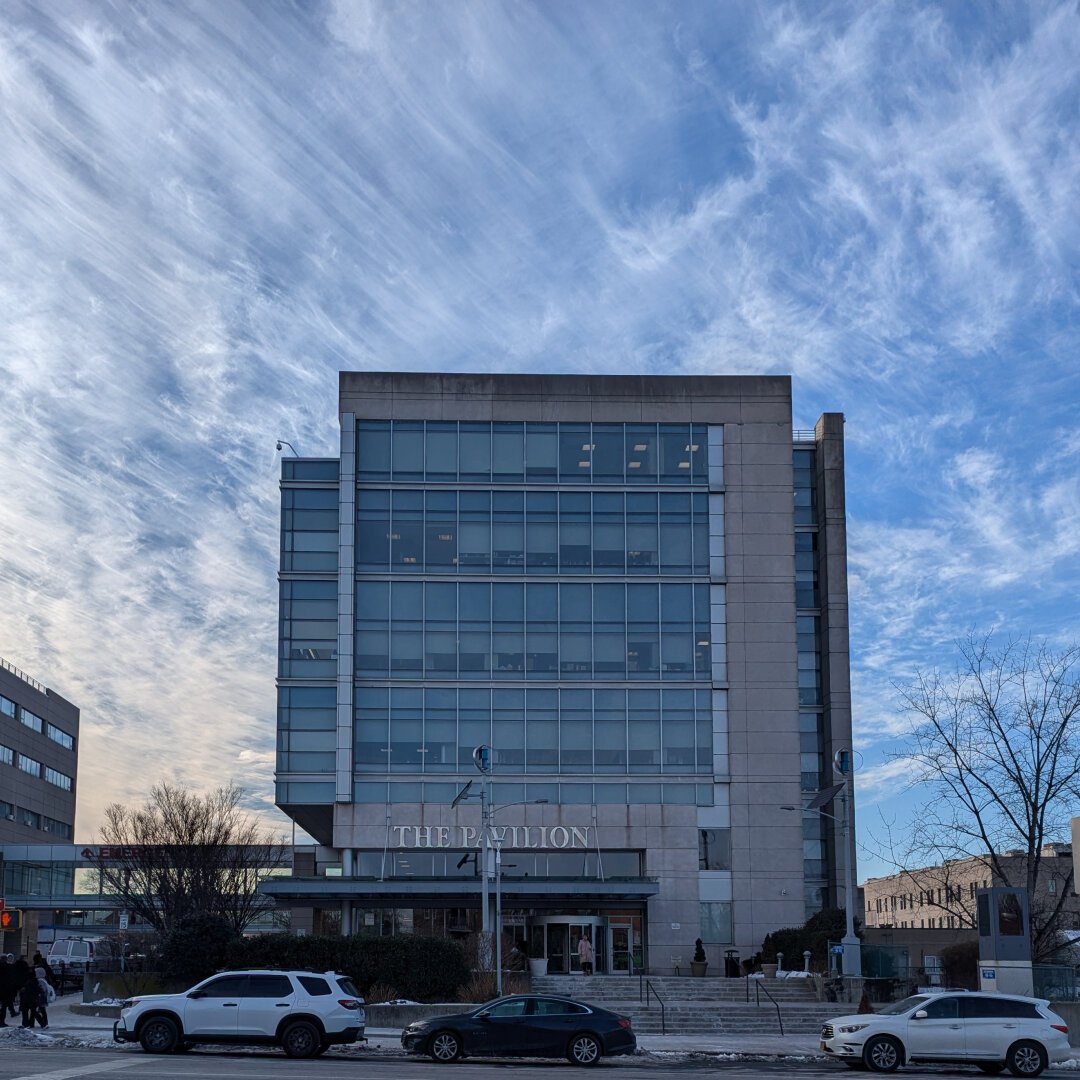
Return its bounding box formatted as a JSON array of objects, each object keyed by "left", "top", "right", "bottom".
[
  {"left": 690, "top": 961, "right": 708, "bottom": 977},
  {"left": 528, "top": 958, "right": 548, "bottom": 977},
  {"left": 761, "top": 963, "right": 778, "bottom": 978}
]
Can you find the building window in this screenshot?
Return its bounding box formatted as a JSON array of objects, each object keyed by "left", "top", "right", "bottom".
[
  {"left": 0, "top": 743, "right": 13, "bottom": 766},
  {"left": 17, "top": 806, "right": 40, "bottom": 829},
  {"left": 700, "top": 901, "right": 733, "bottom": 943},
  {"left": 0, "top": 694, "right": 14, "bottom": 718},
  {"left": 357, "top": 420, "right": 709, "bottom": 486},
  {"left": 19, "top": 707, "right": 43, "bottom": 733},
  {"left": 17, "top": 753, "right": 41, "bottom": 777},
  {"left": 699, "top": 828, "right": 731, "bottom": 870},
  {"left": 45, "top": 767, "right": 73, "bottom": 791},
  {"left": 46, "top": 723, "right": 75, "bottom": 751},
  {"left": 42, "top": 815, "right": 72, "bottom": 839}
]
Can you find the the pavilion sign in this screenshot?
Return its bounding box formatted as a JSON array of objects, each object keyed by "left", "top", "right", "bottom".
[{"left": 392, "top": 825, "right": 590, "bottom": 850}]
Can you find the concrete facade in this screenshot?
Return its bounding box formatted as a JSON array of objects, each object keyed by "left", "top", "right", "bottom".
[
  {"left": 272, "top": 373, "right": 851, "bottom": 970},
  {"left": 0, "top": 659, "right": 79, "bottom": 845}
]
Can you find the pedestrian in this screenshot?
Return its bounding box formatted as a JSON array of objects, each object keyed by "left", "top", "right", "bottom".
[
  {"left": 0, "top": 954, "right": 13, "bottom": 1026},
  {"left": 577, "top": 931, "right": 594, "bottom": 976},
  {"left": 11, "top": 957, "right": 30, "bottom": 1020},
  {"left": 33, "top": 966, "right": 50, "bottom": 1028}
]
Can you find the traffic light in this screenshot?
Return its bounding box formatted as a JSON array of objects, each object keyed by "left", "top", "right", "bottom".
[{"left": 0, "top": 908, "right": 22, "bottom": 931}]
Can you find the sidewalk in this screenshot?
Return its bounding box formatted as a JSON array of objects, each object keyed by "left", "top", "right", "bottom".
[{"left": 24, "top": 998, "right": 828, "bottom": 1060}]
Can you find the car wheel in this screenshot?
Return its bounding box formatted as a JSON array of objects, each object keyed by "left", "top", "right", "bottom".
[
  {"left": 139, "top": 1017, "right": 179, "bottom": 1054},
  {"left": 863, "top": 1035, "right": 902, "bottom": 1073},
  {"left": 978, "top": 1065, "right": 1005, "bottom": 1075},
  {"left": 1006, "top": 1041, "right": 1047, "bottom": 1078},
  {"left": 567, "top": 1032, "right": 602, "bottom": 1066},
  {"left": 281, "top": 1020, "right": 321, "bottom": 1059},
  {"left": 429, "top": 1030, "right": 462, "bottom": 1063}
]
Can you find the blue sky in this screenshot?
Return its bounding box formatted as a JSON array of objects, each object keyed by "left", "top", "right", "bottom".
[{"left": 1, "top": 1, "right": 1077, "bottom": 879}]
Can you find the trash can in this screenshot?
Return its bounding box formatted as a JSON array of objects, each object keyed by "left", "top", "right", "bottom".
[{"left": 724, "top": 949, "right": 740, "bottom": 978}]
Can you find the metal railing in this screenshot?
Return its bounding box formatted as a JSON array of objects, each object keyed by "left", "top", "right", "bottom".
[
  {"left": 638, "top": 974, "right": 667, "bottom": 1034},
  {"left": 0, "top": 656, "right": 47, "bottom": 693},
  {"left": 745, "top": 975, "right": 784, "bottom": 1035},
  {"left": 792, "top": 429, "right": 817, "bottom": 443}
]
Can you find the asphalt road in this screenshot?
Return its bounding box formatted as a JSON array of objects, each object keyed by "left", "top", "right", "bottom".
[{"left": 1, "top": 1049, "right": 1080, "bottom": 1080}]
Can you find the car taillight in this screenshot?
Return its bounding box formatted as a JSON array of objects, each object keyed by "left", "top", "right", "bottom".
[
  {"left": 617, "top": 1017, "right": 632, "bottom": 1030},
  {"left": 338, "top": 999, "right": 361, "bottom": 1009},
  {"left": 1052, "top": 1024, "right": 1068, "bottom": 1034}
]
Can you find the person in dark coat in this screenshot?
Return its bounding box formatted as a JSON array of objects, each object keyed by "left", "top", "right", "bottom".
[
  {"left": 11, "top": 958, "right": 30, "bottom": 1020},
  {"left": 0, "top": 954, "right": 13, "bottom": 1026},
  {"left": 19, "top": 969, "right": 40, "bottom": 1027}
]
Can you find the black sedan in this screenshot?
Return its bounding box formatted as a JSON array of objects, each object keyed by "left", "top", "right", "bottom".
[{"left": 401, "top": 994, "right": 636, "bottom": 1065}]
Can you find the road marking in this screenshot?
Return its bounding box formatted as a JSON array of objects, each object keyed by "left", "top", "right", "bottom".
[{"left": 9, "top": 1061, "right": 140, "bottom": 1080}]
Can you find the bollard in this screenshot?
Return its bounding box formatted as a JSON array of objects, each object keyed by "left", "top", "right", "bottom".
[
  {"left": 776, "top": 952, "right": 784, "bottom": 973},
  {"left": 803, "top": 950, "right": 812, "bottom": 973}
]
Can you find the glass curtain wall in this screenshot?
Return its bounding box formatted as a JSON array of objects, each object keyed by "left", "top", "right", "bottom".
[{"left": 354, "top": 420, "right": 715, "bottom": 807}]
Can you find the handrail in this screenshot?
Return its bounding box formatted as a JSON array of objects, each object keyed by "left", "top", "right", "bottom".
[
  {"left": 752, "top": 978, "right": 784, "bottom": 1036},
  {"left": 0, "top": 656, "right": 47, "bottom": 694},
  {"left": 642, "top": 978, "right": 666, "bottom": 1035}
]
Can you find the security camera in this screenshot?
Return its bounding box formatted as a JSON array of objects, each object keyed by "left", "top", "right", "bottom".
[{"left": 275, "top": 441, "right": 283, "bottom": 451}]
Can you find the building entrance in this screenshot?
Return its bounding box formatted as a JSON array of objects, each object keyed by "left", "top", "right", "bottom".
[{"left": 529, "top": 915, "right": 607, "bottom": 974}]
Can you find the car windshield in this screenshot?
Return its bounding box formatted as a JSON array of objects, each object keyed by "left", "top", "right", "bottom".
[{"left": 878, "top": 994, "right": 932, "bottom": 1016}]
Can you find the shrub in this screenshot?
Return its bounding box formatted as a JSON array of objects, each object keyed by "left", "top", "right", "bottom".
[
  {"left": 693, "top": 938, "right": 707, "bottom": 963},
  {"left": 761, "top": 908, "right": 858, "bottom": 971},
  {"left": 225, "top": 933, "right": 470, "bottom": 1002},
  {"left": 940, "top": 940, "right": 979, "bottom": 990},
  {"left": 158, "top": 915, "right": 240, "bottom": 985}
]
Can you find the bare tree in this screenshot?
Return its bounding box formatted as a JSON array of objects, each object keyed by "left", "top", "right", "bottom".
[
  {"left": 89, "top": 782, "right": 288, "bottom": 935},
  {"left": 890, "top": 633, "right": 1080, "bottom": 960}
]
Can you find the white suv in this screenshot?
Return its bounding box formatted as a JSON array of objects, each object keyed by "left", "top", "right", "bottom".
[
  {"left": 821, "top": 991, "right": 1070, "bottom": 1076},
  {"left": 113, "top": 969, "right": 365, "bottom": 1058}
]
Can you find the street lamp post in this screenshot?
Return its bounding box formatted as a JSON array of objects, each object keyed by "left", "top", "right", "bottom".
[{"left": 781, "top": 772, "right": 861, "bottom": 978}]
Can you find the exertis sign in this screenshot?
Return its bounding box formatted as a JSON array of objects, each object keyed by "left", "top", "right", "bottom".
[{"left": 393, "top": 825, "right": 591, "bottom": 850}]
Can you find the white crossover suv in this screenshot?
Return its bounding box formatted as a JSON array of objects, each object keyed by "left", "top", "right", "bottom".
[
  {"left": 113, "top": 969, "right": 365, "bottom": 1058},
  {"left": 821, "top": 991, "right": 1070, "bottom": 1076}
]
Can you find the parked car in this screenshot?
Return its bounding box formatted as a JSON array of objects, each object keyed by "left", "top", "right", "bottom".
[
  {"left": 820, "top": 990, "right": 1070, "bottom": 1076},
  {"left": 113, "top": 969, "right": 365, "bottom": 1058},
  {"left": 401, "top": 993, "right": 636, "bottom": 1065},
  {"left": 47, "top": 936, "right": 101, "bottom": 973}
]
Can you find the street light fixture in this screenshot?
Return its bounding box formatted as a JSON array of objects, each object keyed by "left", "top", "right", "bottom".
[{"left": 781, "top": 768, "right": 861, "bottom": 978}]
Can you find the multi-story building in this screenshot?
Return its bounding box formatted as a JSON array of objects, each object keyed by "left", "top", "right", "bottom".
[
  {"left": 862, "top": 845, "right": 1080, "bottom": 934},
  {"left": 0, "top": 658, "right": 79, "bottom": 844},
  {"left": 266, "top": 372, "right": 852, "bottom": 972}
]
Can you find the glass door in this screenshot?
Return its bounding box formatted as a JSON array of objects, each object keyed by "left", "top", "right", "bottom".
[
  {"left": 546, "top": 923, "right": 569, "bottom": 973},
  {"left": 609, "top": 924, "right": 631, "bottom": 972}
]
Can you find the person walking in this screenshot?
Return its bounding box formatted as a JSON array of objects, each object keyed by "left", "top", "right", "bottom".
[
  {"left": 11, "top": 957, "right": 30, "bottom": 1020},
  {"left": 0, "top": 954, "right": 13, "bottom": 1026},
  {"left": 32, "top": 966, "right": 50, "bottom": 1029},
  {"left": 577, "top": 931, "right": 594, "bottom": 977},
  {"left": 19, "top": 969, "right": 39, "bottom": 1027}
]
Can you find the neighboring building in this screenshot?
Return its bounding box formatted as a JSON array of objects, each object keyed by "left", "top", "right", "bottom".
[
  {"left": 0, "top": 658, "right": 79, "bottom": 844},
  {"left": 0, "top": 842, "right": 285, "bottom": 955},
  {"left": 267, "top": 372, "right": 853, "bottom": 972},
  {"left": 861, "top": 845, "right": 1080, "bottom": 933}
]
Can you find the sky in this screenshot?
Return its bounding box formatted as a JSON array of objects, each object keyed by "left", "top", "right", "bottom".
[{"left": 0, "top": 0, "right": 1078, "bottom": 881}]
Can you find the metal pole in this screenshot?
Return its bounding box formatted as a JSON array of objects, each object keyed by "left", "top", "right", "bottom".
[
  {"left": 840, "top": 781, "right": 861, "bottom": 977},
  {"left": 495, "top": 842, "right": 503, "bottom": 996},
  {"left": 480, "top": 782, "right": 490, "bottom": 971}
]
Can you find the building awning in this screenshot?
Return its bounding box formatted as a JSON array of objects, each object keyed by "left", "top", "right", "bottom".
[{"left": 260, "top": 876, "right": 659, "bottom": 904}]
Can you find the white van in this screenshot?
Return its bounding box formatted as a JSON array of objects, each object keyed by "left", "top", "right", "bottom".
[{"left": 47, "top": 936, "right": 99, "bottom": 972}]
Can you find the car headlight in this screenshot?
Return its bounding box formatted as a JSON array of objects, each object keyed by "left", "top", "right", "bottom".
[
  {"left": 121, "top": 999, "right": 140, "bottom": 1009},
  {"left": 837, "top": 1023, "right": 870, "bottom": 1034}
]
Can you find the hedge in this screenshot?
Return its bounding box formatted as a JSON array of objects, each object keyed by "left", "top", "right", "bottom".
[{"left": 224, "top": 933, "right": 471, "bottom": 1002}]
